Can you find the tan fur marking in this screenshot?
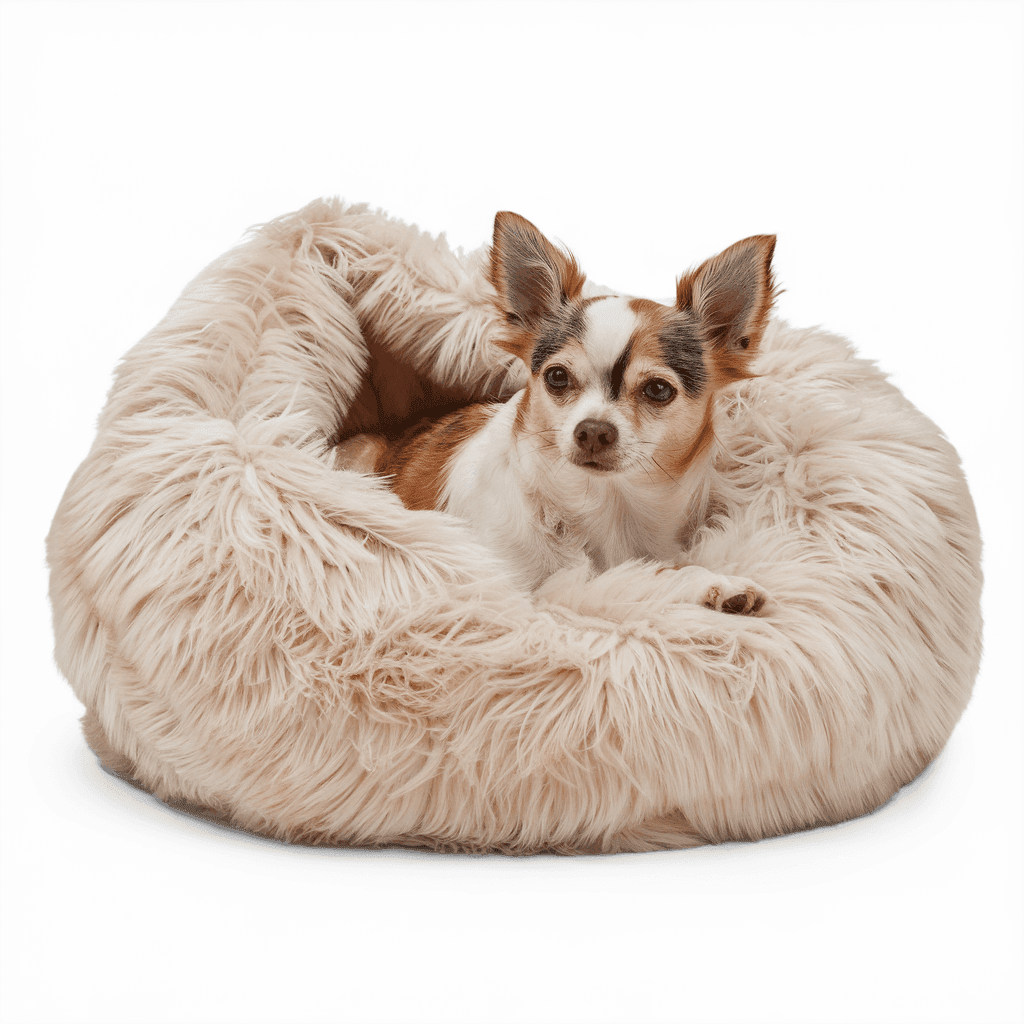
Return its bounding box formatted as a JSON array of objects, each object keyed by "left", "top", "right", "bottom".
[
  {"left": 373, "top": 404, "right": 495, "bottom": 511},
  {"left": 626, "top": 298, "right": 671, "bottom": 365},
  {"left": 493, "top": 323, "right": 539, "bottom": 363},
  {"left": 627, "top": 296, "right": 670, "bottom": 320},
  {"left": 660, "top": 401, "right": 716, "bottom": 478},
  {"left": 619, "top": 301, "right": 710, "bottom": 466},
  {"left": 514, "top": 374, "right": 569, "bottom": 467},
  {"left": 513, "top": 385, "right": 532, "bottom": 434},
  {"left": 532, "top": 339, "right": 589, "bottom": 408}
]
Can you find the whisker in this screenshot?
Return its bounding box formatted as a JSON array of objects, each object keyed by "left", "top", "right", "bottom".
[{"left": 650, "top": 455, "right": 678, "bottom": 483}]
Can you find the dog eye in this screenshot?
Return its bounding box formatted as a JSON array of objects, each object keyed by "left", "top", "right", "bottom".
[
  {"left": 643, "top": 379, "right": 676, "bottom": 403},
  {"left": 544, "top": 366, "right": 571, "bottom": 391}
]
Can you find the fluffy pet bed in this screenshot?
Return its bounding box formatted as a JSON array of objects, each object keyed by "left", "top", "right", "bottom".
[{"left": 47, "top": 199, "right": 983, "bottom": 854}]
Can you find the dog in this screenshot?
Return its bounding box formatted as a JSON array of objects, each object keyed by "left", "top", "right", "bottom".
[{"left": 335, "top": 212, "right": 776, "bottom": 612}]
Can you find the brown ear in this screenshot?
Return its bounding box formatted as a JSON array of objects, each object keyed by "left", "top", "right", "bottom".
[
  {"left": 676, "top": 235, "right": 777, "bottom": 380},
  {"left": 489, "top": 212, "right": 586, "bottom": 333}
]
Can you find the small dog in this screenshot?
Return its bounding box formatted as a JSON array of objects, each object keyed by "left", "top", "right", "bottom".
[{"left": 336, "top": 212, "right": 776, "bottom": 611}]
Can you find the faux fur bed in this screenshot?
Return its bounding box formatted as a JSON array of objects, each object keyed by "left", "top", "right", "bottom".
[{"left": 47, "top": 198, "right": 983, "bottom": 854}]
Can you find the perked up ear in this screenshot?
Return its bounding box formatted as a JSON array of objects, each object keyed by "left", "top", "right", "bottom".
[
  {"left": 675, "top": 235, "right": 778, "bottom": 380},
  {"left": 489, "top": 212, "right": 586, "bottom": 333}
]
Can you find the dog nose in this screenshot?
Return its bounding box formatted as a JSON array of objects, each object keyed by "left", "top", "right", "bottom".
[{"left": 574, "top": 418, "right": 618, "bottom": 454}]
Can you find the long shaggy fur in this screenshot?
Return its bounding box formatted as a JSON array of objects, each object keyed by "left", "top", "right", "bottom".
[{"left": 46, "top": 198, "right": 983, "bottom": 854}]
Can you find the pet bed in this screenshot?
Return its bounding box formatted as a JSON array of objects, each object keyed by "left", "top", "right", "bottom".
[{"left": 47, "top": 199, "right": 983, "bottom": 853}]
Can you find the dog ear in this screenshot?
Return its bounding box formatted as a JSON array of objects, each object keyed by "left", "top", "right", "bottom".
[
  {"left": 490, "top": 212, "right": 585, "bottom": 336},
  {"left": 676, "top": 235, "right": 777, "bottom": 380}
]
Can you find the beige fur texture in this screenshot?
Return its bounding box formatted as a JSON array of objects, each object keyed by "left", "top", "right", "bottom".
[{"left": 46, "top": 198, "right": 983, "bottom": 854}]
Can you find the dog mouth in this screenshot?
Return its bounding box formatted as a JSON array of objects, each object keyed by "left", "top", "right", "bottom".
[{"left": 571, "top": 455, "right": 619, "bottom": 473}]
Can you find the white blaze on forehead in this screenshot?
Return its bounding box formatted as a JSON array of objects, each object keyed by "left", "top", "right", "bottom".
[{"left": 583, "top": 296, "right": 640, "bottom": 370}]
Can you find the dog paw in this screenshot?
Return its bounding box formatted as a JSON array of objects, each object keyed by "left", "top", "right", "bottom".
[
  {"left": 659, "top": 564, "right": 768, "bottom": 616},
  {"left": 700, "top": 576, "right": 767, "bottom": 615}
]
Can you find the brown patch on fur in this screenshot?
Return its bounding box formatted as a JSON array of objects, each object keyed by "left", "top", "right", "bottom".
[
  {"left": 527, "top": 302, "right": 587, "bottom": 376},
  {"left": 530, "top": 339, "right": 591, "bottom": 405},
  {"left": 598, "top": 299, "right": 712, "bottom": 477},
  {"left": 648, "top": 396, "right": 717, "bottom": 482},
  {"left": 512, "top": 376, "right": 564, "bottom": 465},
  {"left": 627, "top": 296, "right": 668, "bottom": 320},
  {"left": 628, "top": 298, "right": 707, "bottom": 397},
  {"left": 625, "top": 298, "right": 670, "bottom": 363},
  {"left": 496, "top": 324, "right": 543, "bottom": 366},
  {"left": 370, "top": 403, "right": 496, "bottom": 511},
  {"left": 513, "top": 385, "right": 532, "bottom": 434}
]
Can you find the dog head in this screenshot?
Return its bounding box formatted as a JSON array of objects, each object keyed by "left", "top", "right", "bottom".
[{"left": 489, "top": 211, "right": 777, "bottom": 482}]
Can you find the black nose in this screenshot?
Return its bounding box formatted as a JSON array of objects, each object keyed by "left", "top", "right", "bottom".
[{"left": 574, "top": 418, "right": 618, "bottom": 455}]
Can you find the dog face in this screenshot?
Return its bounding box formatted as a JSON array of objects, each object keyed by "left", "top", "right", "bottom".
[
  {"left": 489, "top": 212, "right": 777, "bottom": 482},
  {"left": 522, "top": 293, "right": 714, "bottom": 479}
]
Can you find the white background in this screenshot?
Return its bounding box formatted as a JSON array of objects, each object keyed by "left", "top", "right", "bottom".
[{"left": 1, "top": 3, "right": 1021, "bottom": 1023}]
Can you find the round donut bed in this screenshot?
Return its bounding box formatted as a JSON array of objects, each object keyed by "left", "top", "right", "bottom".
[{"left": 47, "top": 198, "right": 983, "bottom": 855}]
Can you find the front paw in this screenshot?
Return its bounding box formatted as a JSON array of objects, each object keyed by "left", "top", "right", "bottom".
[
  {"left": 701, "top": 575, "right": 767, "bottom": 615},
  {"left": 658, "top": 564, "right": 768, "bottom": 616}
]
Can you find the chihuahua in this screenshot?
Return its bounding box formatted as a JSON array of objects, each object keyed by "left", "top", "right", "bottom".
[{"left": 336, "top": 212, "right": 776, "bottom": 611}]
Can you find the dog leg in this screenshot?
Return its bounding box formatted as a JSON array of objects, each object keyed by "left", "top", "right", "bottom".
[{"left": 658, "top": 563, "right": 768, "bottom": 615}]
